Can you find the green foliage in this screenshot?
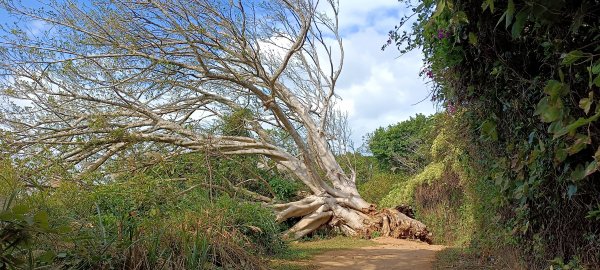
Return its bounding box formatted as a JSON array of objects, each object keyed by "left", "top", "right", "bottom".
[
  {"left": 0, "top": 151, "right": 289, "bottom": 269},
  {"left": 336, "top": 153, "right": 378, "bottom": 184},
  {"left": 550, "top": 256, "right": 585, "bottom": 270},
  {"left": 269, "top": 176, "right": 301, "bottom": 201},
  {"left": 221, "top": 108, "right": 254, "bottom": 137},
  {"left": 338, "top": 152, "right": 412, "bottom": 206},
  {"left": 0, "top": 204, "right": 59, "bottom": 269},
  {"left": 368, "top": 113, "right": 437, "bottom": 174},
  {"left": 389, "top": 0, "right": 600, "bottom": 267},
  {"left": 380, "top": 162, "right": 444, "bottom": 207},
  {"left": 376, "top": 113, "right": 510, "bottom": 251},
  {"left": 0, "top": 158, "right": 70, "bottom": 269},
  {"left": 358, "top": 172, "right": 405, "bottom": 205}
]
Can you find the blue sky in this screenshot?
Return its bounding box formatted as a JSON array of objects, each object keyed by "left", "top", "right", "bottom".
[
  {"left": 0, "top": 0, "right": 437, "bottom": 147},
  {"left": 332, "top": 0, "right": 437, "bottom": 146}
]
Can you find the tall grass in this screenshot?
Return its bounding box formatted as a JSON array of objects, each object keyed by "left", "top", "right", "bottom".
[{"left": 0, "top": 156, "right": 287, "bottom": 269}]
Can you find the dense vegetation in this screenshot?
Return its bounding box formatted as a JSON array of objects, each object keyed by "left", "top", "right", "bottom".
[
  {"left": 378, "top": 0, "right": 600, "bottom": 268},
  {"left": 2, "top": 0, "right": 600, "bottom": 269},
  {"left": 368, "top": 114, "right": 436, "bottom": 174},
  {"left": 0, "top": 147, "right": 294, "bottom": 269},
  {"left": 366, "top": 113, "right": 517, "bottom": 266}
]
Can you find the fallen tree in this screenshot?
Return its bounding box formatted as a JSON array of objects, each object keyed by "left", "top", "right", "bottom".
[{"left": 0, "top": 0, "right": 430, "bottom": 241}]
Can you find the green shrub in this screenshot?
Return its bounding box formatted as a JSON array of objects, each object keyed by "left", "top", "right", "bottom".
[
  {"left": 0, "top": 151, "right": 288, "bottom": 269},
  {"left": 380, "top": 162, "right": 444, "bottom": 207},
  {"left": 358, "top": 172, "right": 406, "bottom": 205},
  {"left": 368, "top": 114, "right": 437, "bottom": 174},
  {"left": 269, "top": 177, "right": 301, "bottom": 201},
  {"left": 387, "top": 0, "right": 600, "bottom": 266},
  {"left": 376, "top": 113, "right": 510, "bottom": 250}
]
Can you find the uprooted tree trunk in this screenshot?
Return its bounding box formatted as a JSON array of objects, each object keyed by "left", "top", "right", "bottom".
[
  {"left": 0, "top": 0, "right": 431, "bottom": 243},
  {"left": 266, "top": 148, "right": 431, "bottom": 242},
  {"left": 273, "top": 195, "right": 431, "bottom": 242}
]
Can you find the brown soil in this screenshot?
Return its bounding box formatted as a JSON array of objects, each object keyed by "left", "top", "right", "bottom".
[{"left": 310, "top": 237, "right": 445, "bottom": 270}]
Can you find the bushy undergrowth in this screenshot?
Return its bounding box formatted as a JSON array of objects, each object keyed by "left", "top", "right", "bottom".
[
  {"left": 380, "top": 162, "right": 444, "bottom": 208},
  {"left": 357, "top": 172, "right": 406, "bottom": 204},
  {"left": 386, "top": 0, "right": 600, "bottom": 267},
  {"left": 0, "top": 154, "right": 288, "bottom": 269},
  {"left": 373, "top": 113, "right": 518, "bottom": 266}
]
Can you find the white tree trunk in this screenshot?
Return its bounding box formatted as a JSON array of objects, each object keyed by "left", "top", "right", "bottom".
[
  {"left": 270, "top": 177, "right": 431, "bottom": 242},
  {"left": 0, "top": 0, "right": 432, "bottom": 243}
]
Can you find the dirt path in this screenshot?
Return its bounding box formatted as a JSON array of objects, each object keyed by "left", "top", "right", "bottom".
[{"left": 310, "top": 237, "right": 445, "bottom": 270}]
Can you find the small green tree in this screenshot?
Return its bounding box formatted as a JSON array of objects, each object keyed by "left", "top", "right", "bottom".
[{"left": 368, "top": 113, "right": 436, "bottom": 174}]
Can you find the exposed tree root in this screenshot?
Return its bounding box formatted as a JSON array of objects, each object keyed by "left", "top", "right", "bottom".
[
  {"left": 363, "top": 208, "right": 432, "bottom": 244},
  {"left": 273, "top": 195, "right": 432, "bottom": 243}
]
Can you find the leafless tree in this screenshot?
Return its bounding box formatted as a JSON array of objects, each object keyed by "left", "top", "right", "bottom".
[{"left": 0, "top": 0, "right": 429, "bottom": 240}]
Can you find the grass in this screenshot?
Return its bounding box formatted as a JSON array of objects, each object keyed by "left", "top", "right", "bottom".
[{"left": 271, "top": 236, "right": 378, "bottom": 270}]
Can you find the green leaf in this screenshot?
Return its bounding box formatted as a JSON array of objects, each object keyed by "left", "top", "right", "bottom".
[
  {"left": 586, "top": 208, "right": 600, "bottom": 220},
  {"left": 561, "top": 50, "right": 584, "bottom": 66},
  {"left": 567, "top": 134, "right": 590, "bottom": 155},
  {"left": 535, "top": 97, "right": 562, "bottom": 123},
  {"left": 496, "top": 12, "right": 506, "bottom": 28},
  {"left": 480, "top": 120, "right": 498, "bottom": 141},
  {"left": 594, "top": 75, "right": 600, "bottom": 87},
  {"left": 39, "top": 251, "right": 56, "bottom": 263},
  {"left": 554, "top": 118, "right": 587, "bottom": 138},
  {"left": 559, "top": 68, "right": 565, "bottom": 82},
  {"left": 570, "top": 164, "right": 585, "bottom": 181},
  {"left": 554, "top": 111, "right": 600, "bottom": 138},
  {"left": 585, "top": 160, "right": 598, "bottom": 177},
  {"left": 511, "top": 9, "right": 528, "bottom": 38},
  {"left": 506, "top": 0, "right": 515, "bottom": 29},
  {"left": 468, "top": 32, "right": 478, "bottom": 45},
  {"left": 12, "top": 204, "right": 29, "bottom": 215},
  {"left": 579, "top": 98, "right": 592, "bottom": 115},
  {"left": 432, "top": 0, "right": 446, "bottom": 18},
  {"left": 487, "top": 0, "right": 495, "bottom": 13},
  {"left": 567, "top": 185, "right": 577, "bottom": 199},
  {"left": 451, "top": 11, "right": 469, "bottom": 24},
  {"left": 592, "top": 63, "right": 600, "bottom": 74},
  {"left": 544, "top": 80, "right": 565, "bottom": 98},
  {"left": 555, "top": 148, "right": 568, "bottom": 163},
  {"left": 34, "top": 211, "right": 50, "bottom": 230},
  {"left": 547, "top": 121, "right": 564, "bottom": 135},
  {"left": 538, "top": 138, "right": 546, "bottom": 152}
]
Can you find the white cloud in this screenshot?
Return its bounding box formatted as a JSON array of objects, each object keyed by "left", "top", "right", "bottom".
[
  {"left": 27, "top": 19, "right": 50, "bottom": 36},
  {"left": 336, "top": 0, "right": 402, "bottom": 31},
  {"left": 333, "top": 1, "right": 438, "bottom": 146}
]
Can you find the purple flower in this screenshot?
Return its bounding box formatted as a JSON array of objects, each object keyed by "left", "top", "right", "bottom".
[
  {"left": 437, "top": 29, "right": 446, "bottom": 39},
  {"left": 426, "top": 70, "right": 434, "bottom": 78},
  {"left": 447, "top": 102, "right": 457, "bottom": 114}
]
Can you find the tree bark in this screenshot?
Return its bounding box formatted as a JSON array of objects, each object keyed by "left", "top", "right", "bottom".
[{"left": 272, "top": 192, "right": 431, "bottom": 242}]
